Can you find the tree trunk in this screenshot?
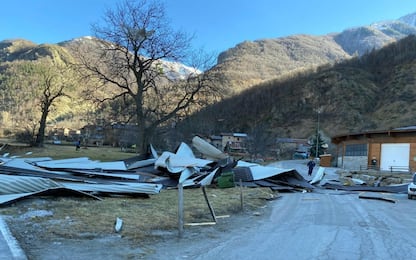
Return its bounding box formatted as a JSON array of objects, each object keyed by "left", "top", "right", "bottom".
[
  {"left": 137, "top": 124, "right": 147, "bottom": 155},
  {"left": 35, "top": 106, "right": 49, "bottom": 147}
]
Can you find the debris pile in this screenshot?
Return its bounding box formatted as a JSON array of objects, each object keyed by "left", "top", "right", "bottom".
[{"left": 0, "top": 136, "right": 314, "bottom": 206}]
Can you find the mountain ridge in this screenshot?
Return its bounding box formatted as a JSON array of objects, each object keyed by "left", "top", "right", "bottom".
[
  {"left": 213, "top": 11, "right": 416, "bottom": 93},
  {"left": 2, "top": 11, "right": 416, "bottom": 155},
  {"left": 178, "top": 35, "right": 416, "bottom": 159}
]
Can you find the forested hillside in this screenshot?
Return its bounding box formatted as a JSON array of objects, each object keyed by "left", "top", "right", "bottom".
[
  {"left": 0, "top": 39, "right": 90, "bottom": 137},
  {"left": 209, "top": 35, "right": 351, "bottom": 93},
  {"left": 177, "top": 35, "right": 416, "bottom": 157},
  {"left": 210, "top": 12, "right": 416, "bottom": 94},
  {"left": 0, "top": 37, "right": 205, "bottom": 147}
]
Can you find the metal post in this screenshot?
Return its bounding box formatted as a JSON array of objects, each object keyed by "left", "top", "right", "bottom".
[
  {"left": 315, "top": 110, "right": 320, "bottom": 158},
  {"left": 178, "top": 183, "right": 184, "bottom": 238},
  {"left": 239, "top": 179, "right": 244, "bottom": 211}
]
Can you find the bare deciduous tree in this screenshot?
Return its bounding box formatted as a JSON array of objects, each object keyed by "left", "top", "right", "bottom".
[
  {"left": 75, "top": 0, "right": 223, "bottom": 154},
  {"left": 1, "top": 59, "right": 73, "bottom": 146},
  {"left": 34, "top": 63, "right": 72, "bottom": 147}
]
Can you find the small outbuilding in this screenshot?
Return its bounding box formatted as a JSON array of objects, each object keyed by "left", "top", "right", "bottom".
[{"left": 331, "top": 126, "right": 416, "bottom": 172}]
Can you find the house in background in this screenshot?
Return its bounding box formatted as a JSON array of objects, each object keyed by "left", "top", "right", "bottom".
[
  {"left": 80, "top": 124, "right": 104, "bottom": 146},
  {"left": 48, "top": 127, "right": 81, "bottom": 143},
  {"left": 207, "top": 135, "right": 222, "bottom": 150},
  {"left": 105, "top": 123, "right": 139, "bottom": 148},
  {"left": 220, "top": 133, "right": 248, "bottom": 154},
  {"left": 331, "top": 126, "right": 416, "bottom": 172}
]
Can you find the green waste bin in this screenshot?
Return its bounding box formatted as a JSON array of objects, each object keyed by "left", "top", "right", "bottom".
[{"left": 217, "top": 172, "right": 235, "bottom": 188}]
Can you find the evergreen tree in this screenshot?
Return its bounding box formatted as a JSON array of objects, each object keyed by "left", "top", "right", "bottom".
[{"left": 309, "top": 131, "right": 326, "bottom": 158}]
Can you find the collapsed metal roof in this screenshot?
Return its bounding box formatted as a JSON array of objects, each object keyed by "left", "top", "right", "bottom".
[
  {"left": 0, "top": 136, "right": 316, "bottom": 206},
  {"left": 1, "top": 135, "right": 407, "bottom": 208}
]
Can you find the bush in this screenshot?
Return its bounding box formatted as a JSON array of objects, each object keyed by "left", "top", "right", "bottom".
[
  {"left": 15, "top": 129, "right": 35, "bottom": 145},
  {"left": 3, "top": 129, "right": 13, "bottom": 137}
]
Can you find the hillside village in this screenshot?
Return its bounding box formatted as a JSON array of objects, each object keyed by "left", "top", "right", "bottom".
[{"left": 48, "top": 125, "right": 255, "bottom": 158}]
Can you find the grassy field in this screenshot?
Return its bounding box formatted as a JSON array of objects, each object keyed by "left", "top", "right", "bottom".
[
  {"left": 0, "top": 143, "right": 277, "bottom": 242},
  {"left": 1, "top": 186, "right": 275, "bottom": 241},
  {"left": 1, "top": 142, "right": 135, "bottom": 161}
]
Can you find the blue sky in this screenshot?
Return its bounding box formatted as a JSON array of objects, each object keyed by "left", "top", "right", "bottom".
[{"left": 1, "top": 0, "right": 415, "bottom": 54}]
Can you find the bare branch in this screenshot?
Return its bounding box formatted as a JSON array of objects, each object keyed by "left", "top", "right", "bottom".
[{"left": 73, "top": 0, "right": 220, "bottom": 153}]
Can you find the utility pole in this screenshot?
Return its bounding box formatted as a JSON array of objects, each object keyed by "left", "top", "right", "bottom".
[{"left": 315, "top": 109, "right": 321, "bottom": 159}]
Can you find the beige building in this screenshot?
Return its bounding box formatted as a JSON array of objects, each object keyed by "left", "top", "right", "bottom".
[
  {"left": 331, "top": 126, "right": 416, "bottom": 172},
  {"left": 221, "top": 133, "right": 248, "bottom": 153}
]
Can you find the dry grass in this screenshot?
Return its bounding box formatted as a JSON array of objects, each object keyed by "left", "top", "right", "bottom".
[
  {"left": 0, "top": 187, "right": 275, "bottom": 242},
  {"left": 0, "top": 143, "right": 277, "bottom": 242}
]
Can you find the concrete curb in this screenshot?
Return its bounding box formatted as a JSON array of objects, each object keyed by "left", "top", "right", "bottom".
[{"left": 0, "top": 216, "right": 27, "bottom": 260}]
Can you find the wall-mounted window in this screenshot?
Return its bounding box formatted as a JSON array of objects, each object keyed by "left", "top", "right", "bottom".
[{"left": 345, "top": 143, "right": 367, "bottom": 156}]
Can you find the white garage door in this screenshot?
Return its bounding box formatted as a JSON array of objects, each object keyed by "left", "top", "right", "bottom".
[{"left": 380, "top": 143, "right": 410, "bottom": 171}]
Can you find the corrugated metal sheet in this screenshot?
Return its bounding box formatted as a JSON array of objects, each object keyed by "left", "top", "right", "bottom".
[
  {"left": 60, "top": 182, "right": 163, "bottom": 195},
  {"left": 0, "top": 187, "right": 101, "bottom": 206},
  {"left": 0, "top": 174, "right": 61, "bottom": 194},
  {"left": 34, "top": 158, "right": 127, "bottom": 171},
  {"left": 0, "top": 137, "right": 319, "bottom": 207}
]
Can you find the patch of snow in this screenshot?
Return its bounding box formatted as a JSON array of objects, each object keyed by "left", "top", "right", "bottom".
[{"left": 19, "top": 210, "right": 54, "bottom": 220}]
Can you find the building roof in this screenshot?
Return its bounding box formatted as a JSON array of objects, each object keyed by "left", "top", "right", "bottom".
[
  {"left": 331, "top": 125, "right": 416, "bottom": 144},
  {"left": 221, "top": 133, "right": 248, "bottom": 137},
  {"left": 276, "top": 138, "right": 308, "bottom": 144}
]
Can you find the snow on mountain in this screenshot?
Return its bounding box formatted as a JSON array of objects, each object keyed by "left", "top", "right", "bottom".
[
  {"left": 60, "top": 37, "right": 200, "bottom": 80},
  {"left": 332, "top": 12, "right": 416, "bottom": 56},
  {"left": 159, "top": 60, "right": 201, "bottom": 80},
  {"left": 399, "top": 12, "right": 416, "bottom": 26}
]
